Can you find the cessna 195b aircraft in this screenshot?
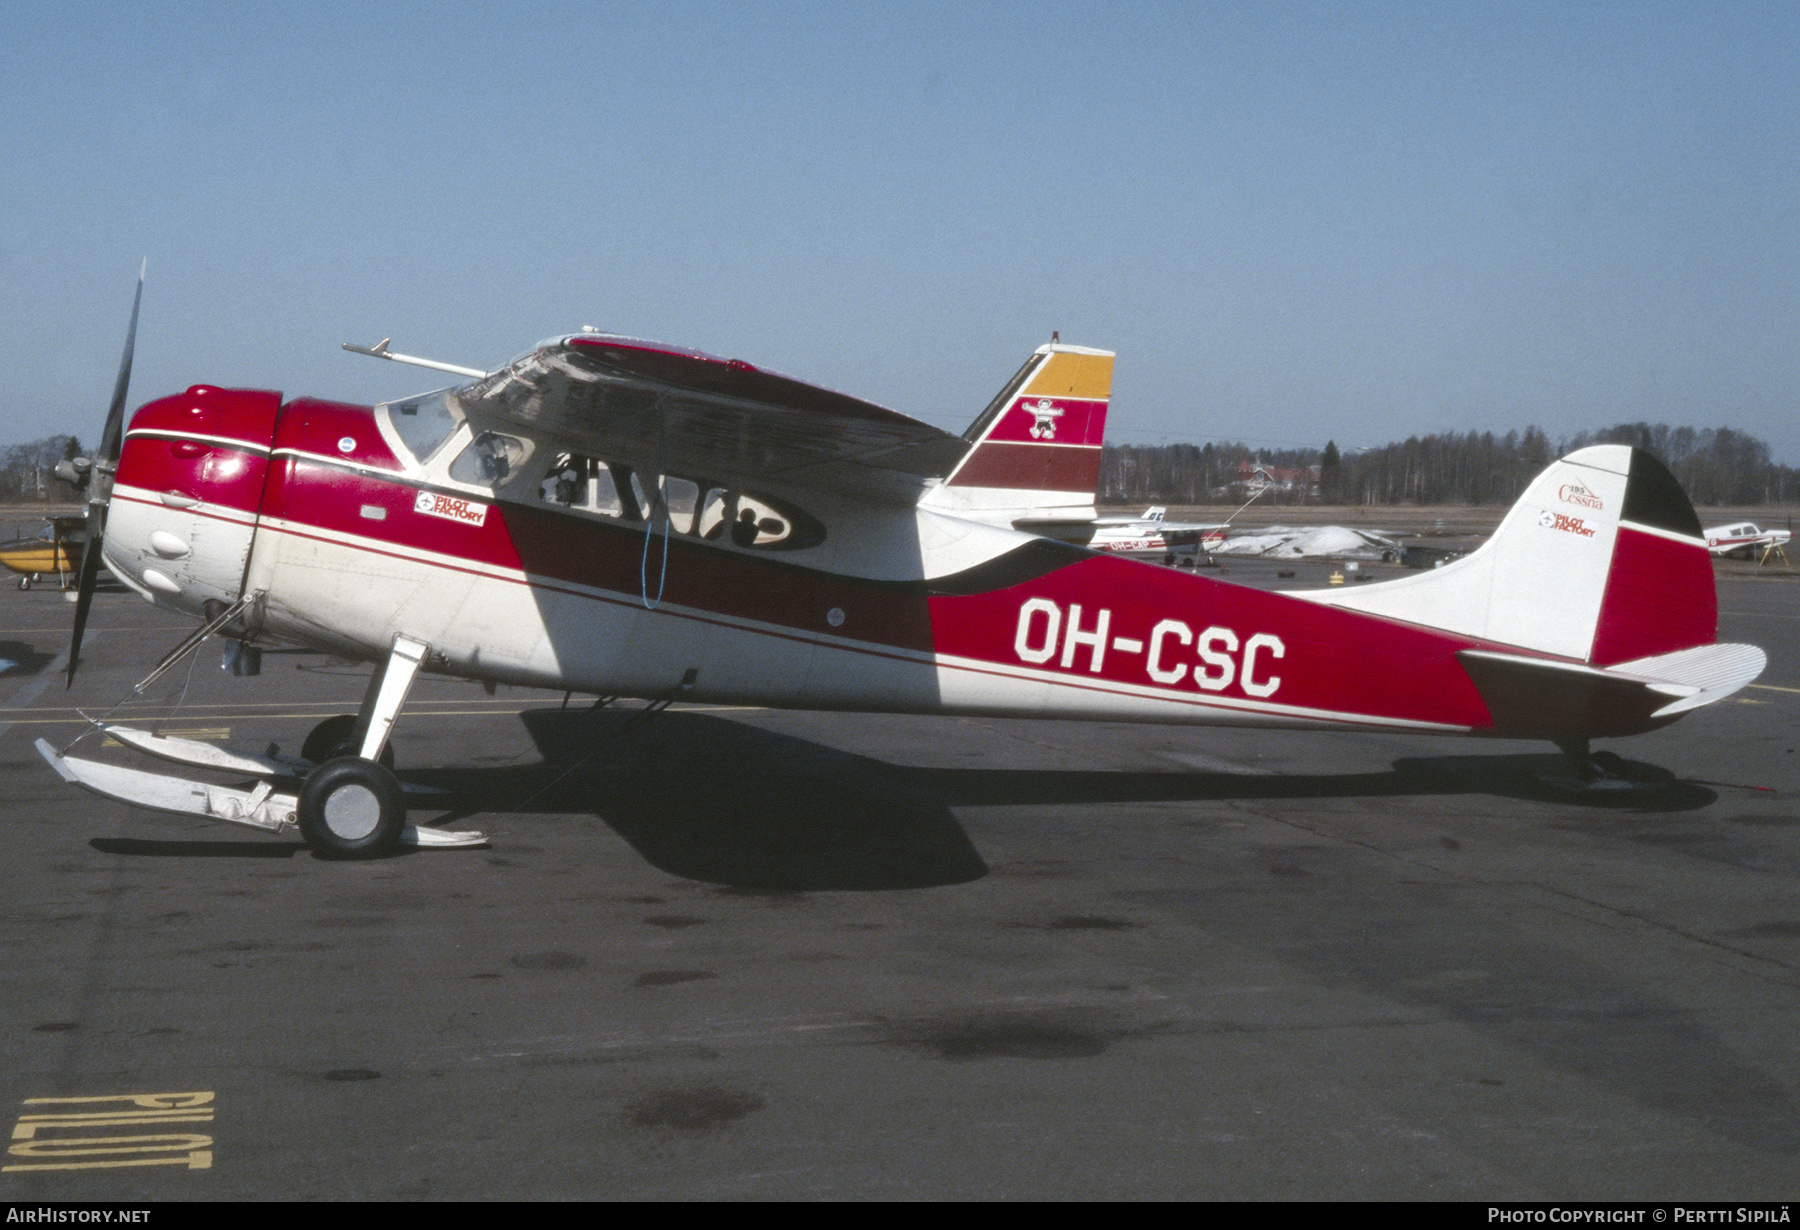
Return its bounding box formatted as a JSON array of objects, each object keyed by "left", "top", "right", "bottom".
[{"left": 38, "top": 274, "right": 1766, "bottom": 858}]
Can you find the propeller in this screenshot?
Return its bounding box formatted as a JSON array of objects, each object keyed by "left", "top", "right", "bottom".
[{"left": 66, "top": 263, "right": 144, "bottom": 688}]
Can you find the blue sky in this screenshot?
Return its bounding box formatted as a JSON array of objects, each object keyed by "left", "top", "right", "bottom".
[{"left": 5, "top": 1, "right": 1797, "bottom": 464}]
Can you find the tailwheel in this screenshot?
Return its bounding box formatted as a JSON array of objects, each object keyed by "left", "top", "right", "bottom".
[
  {"left": 1541, "top": 738, "right": 1666, "bottom": 795},
  {"left": 298, "top": 756, "right": 406, "bottom": 857},
  {"left": 302, "top": 714, "right": 395, "bottom": 769}
]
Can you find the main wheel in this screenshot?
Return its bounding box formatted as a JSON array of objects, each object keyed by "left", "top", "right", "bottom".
[
  {"left": 18, "top": 575, "right": 30, "bottom": 591},
  {"left": 301, "top": 714, "right": 395, "bottom": 769},
  {"left": 298, "top": 757, "right": 406, "bottom": 857}
]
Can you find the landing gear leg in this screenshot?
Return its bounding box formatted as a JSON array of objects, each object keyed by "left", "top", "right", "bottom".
[
  {"left": 353, "top": 634, "right": 427, "bottom": 765},
  {"left": 1554, "top": 737, "right": 1598, "bottom": 781},
  {"left": 297, "top": 635, "right": 427, "bottom": 857},
  {"left": 1550, "top": 737, "right": 1638, "bottom": 791}
]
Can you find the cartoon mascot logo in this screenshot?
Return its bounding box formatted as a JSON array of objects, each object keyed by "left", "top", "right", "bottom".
[{"left": 1023, "top": 399, "right": 1064, "bottom": 440}]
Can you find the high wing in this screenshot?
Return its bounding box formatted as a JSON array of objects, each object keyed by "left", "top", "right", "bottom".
[
  {"left": 1143, "top": 519, "right": 1229, "bottom": 534},
  {"left": 1087, "top": 510, "right": 1227, "bottom": 535},
  {"left": 453, "top": 333, "right": 969, "bottom": 504},
  {"left": 1039, "top": 508, "right": 1228, "bottom": 548},
  {"left": 1091, "top": 507, "right": 1167, "bottom": 527}
]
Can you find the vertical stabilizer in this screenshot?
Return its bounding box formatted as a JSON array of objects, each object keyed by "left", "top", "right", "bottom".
[
  {"left": 1302, "top": 445, "right": 1717, "bottom": 664},
  {"left": 922, "top": 344, "right": 1112, "bottom": 527}
]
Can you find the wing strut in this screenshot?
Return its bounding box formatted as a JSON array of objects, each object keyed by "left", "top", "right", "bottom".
[{"left": 342, "top": 338, "right": 487, "bottom": 380}]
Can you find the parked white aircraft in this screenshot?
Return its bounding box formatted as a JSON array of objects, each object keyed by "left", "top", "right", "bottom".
[
  {"left": 1086, "top": 507, "right": 1227, "bottom": 556},
  {"left": 1702, "top": 521, "right": 1791, "bottom": 559}
]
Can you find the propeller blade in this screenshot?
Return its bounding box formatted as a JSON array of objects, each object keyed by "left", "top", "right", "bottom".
[
  {"left": 65, "top": 507, "right": 105, "bottom": 688},
  {"left": 98, "top": 262, "right": 145, "bottom": 465},
  {"left": 67, "top": 265, "right": 144, "bottom": 688}
]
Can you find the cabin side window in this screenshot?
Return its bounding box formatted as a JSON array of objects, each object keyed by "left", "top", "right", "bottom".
[
  {"left": 524, "top": 450, "right": 823, "bottom": 550},
  {"left": 656, "top": 477, "right": 700, "bottom": 535},
  {"left": 448, "top": 431, "right": 531, "bottom": 487},
  {"left": 536, "top": 453, "right": 648, "bottom": 520},
  {"left": 694, "top": 487, "right": 804, "bottom": 548}
]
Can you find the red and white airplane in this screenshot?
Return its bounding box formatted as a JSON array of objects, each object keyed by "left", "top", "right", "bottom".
[
  {"left": 39, "top": 276, "right": 1766, "bottom": 857},
  {"left": 1086, "top": 507, "right": 1228, "bottom": 558},
  {"left": 1703, "top": 521, "right": 1792, "bottom": 559}
]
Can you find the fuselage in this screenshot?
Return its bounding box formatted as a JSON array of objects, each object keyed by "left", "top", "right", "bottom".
[{"left": 101, "top": 385, "right": 1712, "bottom": 742}]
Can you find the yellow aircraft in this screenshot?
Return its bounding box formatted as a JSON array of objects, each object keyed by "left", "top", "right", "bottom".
[{"left": 0, "top": 515, "right": 87, "bottom": 589}]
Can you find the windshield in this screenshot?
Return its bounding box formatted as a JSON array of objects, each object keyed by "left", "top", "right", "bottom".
[{"left": 382, "top": 390, "right": 461, "bottom": 464}]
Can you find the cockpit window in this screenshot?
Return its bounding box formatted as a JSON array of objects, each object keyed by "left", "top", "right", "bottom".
[
  {"left": 525, "top": 449, "right": 824, "bottom": 550},
  {"left": 384, "top": 391, "right": 460, "bottom": 464},
  {"left": 449, "top": 431, "right": 530, "bottom": 487}
]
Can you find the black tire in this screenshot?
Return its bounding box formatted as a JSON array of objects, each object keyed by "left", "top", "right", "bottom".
[
  {"left": 301, "top": 714, "right": 395, "bottom": 769},
  {"left": 298, "top": 757, "right": 406, "bottom": 857},
  {"left": 18, "top": 575, "right": 30, "bottom": 591}
]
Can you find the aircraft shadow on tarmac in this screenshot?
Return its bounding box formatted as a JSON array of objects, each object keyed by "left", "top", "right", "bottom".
[
  {"left": 0, "top": 639, "right": 59, "bottom": 677},
  {"left": 395, "top": 708, "right": 1713, "bottom": 891},
  {"left": 88, "top": 708, "right": 1716, "bottom": 887}
]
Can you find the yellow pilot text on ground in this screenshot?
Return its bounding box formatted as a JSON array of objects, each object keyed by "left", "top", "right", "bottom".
[{"left": 5, "top": 1092, "right": 214, "bottom": 1172}]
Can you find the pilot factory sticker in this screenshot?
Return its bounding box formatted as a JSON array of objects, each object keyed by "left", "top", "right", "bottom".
[
  {"left": 415, "top": 490, "right": 488, "bottom": 527},
  {"left": 1539, "top": 509, "right": 1596, "bottom": 538}
]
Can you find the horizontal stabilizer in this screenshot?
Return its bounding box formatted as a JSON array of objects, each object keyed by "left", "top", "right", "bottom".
[
  {"left": 1608, "top": 642, "right": 1768, "bottom": 717},
  {"left": 1457, "top": 642, "right": 1765, "bottom": 740}
]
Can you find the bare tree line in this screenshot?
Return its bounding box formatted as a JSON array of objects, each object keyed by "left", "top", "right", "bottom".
[
  {"left": 0, "top": 435, "right": 82, "bottom": 503},
  {"left": 1102, "top": 424, "right": 1800, "bottom": 507}
]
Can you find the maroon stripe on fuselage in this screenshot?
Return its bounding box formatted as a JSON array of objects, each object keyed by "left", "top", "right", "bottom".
[
  {"left": 505, "top": 502, "right": 938, "bottom": 652},
  {"left": 263, "top": 459, "right": 939, "bottom": 654},
  {"left": 948, "top": 441, "right": 1103, "bottom": 491},
  {"left": 928, "top": 552, "right": 1498, "bottom": 728}
]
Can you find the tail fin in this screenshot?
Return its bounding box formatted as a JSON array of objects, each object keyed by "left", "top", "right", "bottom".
[
  {"left": 1308, "top": 445, "right": 1719, "bottom": 664},
  {"left": 922, "top": 343, "right": 1112, "bottom": 527}
]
